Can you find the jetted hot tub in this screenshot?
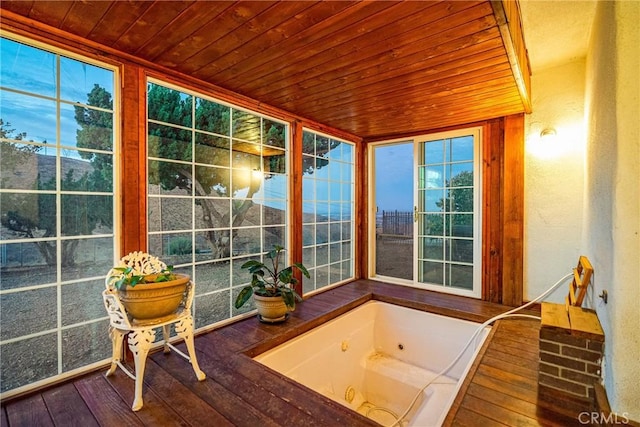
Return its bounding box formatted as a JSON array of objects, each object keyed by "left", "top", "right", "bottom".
[{"left": 255, "top": 301, "right": 490, "bottom": 426}]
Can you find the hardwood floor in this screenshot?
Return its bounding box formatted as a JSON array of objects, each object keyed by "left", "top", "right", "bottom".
[{"left": 1, "top": 280, "right": 593, "bottom": 426}]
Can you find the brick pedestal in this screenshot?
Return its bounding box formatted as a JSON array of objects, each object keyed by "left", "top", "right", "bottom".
[{"left": 539, "top": 303, "right": 604, "bottom": 404}]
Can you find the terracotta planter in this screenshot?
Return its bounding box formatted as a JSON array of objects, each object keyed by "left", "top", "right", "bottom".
[
  {"left": 253, "top": 294, "right": 289, "bottom": 323},
  {"left": 118, "top": 273, "right": 190, "bottom": 321}
]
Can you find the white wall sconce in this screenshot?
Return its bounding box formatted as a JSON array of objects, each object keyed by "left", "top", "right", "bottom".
[{"left": 540, "top": 127, "right": 557, "bottom": 141}]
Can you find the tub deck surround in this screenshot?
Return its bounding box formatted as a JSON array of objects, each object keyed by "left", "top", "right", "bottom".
[
  {"left": 1, "top": 280, "right": 592, "bottom": 426},
  {"left": 255, "top": 301, "right": 491, "bottom": 426}
]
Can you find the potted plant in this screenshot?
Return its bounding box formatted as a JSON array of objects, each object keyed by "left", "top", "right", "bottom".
[
  {"left": 107, "top": 252, "right": 190, "bottom": 321},
  {"left": 234, "top": 245, "right": 310, "bottom": 323}
]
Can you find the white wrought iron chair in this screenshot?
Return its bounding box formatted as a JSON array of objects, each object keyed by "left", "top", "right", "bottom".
[{"left": 102, "top": 252, "right": 205, "bottom": 411}]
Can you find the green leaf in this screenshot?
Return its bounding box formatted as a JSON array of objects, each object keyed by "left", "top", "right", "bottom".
[
  {"left": 293, "top": 262, "right": 310, "bottom": 278},
  {"left": 281, "top": 288, "right": 295, "bottom": 309},
  {"left": 251, "top": 274, "right": 266, "bottom": 287},
  {"left": 278, "top": 267, "right": 293, "bottom": 284},
  {"left": 247, "top": 265, "right": 265, "bottom": 274},
  {"left": 234, "top": 286, "right": 253, "bottom": 309},
  {"left": 265, "top": 247, "right": 279, "bottom": 260},
  {"left": 128, "top": 275, "right": 144, "bottom": 287},
  {"left": 241, "top": 260, "right": 263, "bottom": 269}
]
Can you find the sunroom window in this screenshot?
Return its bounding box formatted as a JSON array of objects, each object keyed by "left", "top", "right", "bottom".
[
  {"left": 302, "top": 129, "right": 355, "bottom": 292},
  {"left": 146, "top": 80, "right": 289, "bottom": 328},
  {"left": 0, "top": 35, "right": 117, "bottom": 394}
]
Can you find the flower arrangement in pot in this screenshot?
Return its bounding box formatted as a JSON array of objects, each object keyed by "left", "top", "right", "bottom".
[
  {"left": 107, "top": 252, "right": 190, "bottom": 321},
  {"left": 234, "top": 245, "right": 310, "bottom": 323}
]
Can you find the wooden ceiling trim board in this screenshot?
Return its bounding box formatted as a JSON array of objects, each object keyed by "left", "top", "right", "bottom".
[
  {"left": 253, "top": 4, "right": 495, "bottom": 100},
  {"left": 137, "top": 2, "right": 237, "bottom": 60},
  {"left": 294, "top": 64, "right": 514, "bottom": 119},
  {"left": 375, "top": 91, "right": 524, "bottom": 125},
  {"left": 155, "top": 2, "right": 278, "bottom": 70},
  {"left": 269, "top": 25, "right": 503, "bottom": 103},
  {"left": 359, "top": 97, "right": 522, "bottom": 138},
  {"left": 213, "top": 1, "right": 392, "bottom": 86},
  {"left": 59, "top": 1, "right": 113, "bottom": 39},
  {"left": 310, "top": 77, "right": 518, "bottom": 130},
  {"left": 332, "top": 56, "right": 508, "bottom": 105},
  {"left": 282, "top": 57, "right": 508, "bottom": 119},
  {"left": 86, "top": 1, "right": 155, "bottom": 47},
  {"left": 416, "top": 88, "right": 523, "bottom": 115},
  {"left": 236, "top": 1, "right": 454, "bottom": 95},
  {"left": 1, "top": 1, "right": 33, "bottom": 19},
  {"left": 204, "top": 1, "right": 358, "bottom": 81},
  {"left": 490, "top": 0, "right": 531, "bottom": 112},
  {"left": 188, "top": 1, "right": 320, "bottom": 76},
  {"left": 232, "top": 1, "right": 435, "bottom": 92},
  {"left": 25, "top": 1, "right": 71, "bottom": 29},
  {"left": 340, "top": 73, "right": 519, "bottom": 117},
  {"left": 268, "top": 28, "right": 504, "bottom": 106},
  {"left": 112, "top": 1, "right": 195, "bottom": 53},
  {"left": 362, "top": 117, "right": 494, "bottom": 143}
]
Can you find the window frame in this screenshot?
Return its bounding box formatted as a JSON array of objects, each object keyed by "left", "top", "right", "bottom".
[
  {"left": 0, "top": 31, "right": 120, "bottom": 397},
  {"left": 367, "top": 126, "right": 483, "bottom": 299},
  {"left": 301, "top": 128, "right": 356, "bottom": 295},
  {"left": 145, "top": 77, "right": 292, "bottom": 328}
]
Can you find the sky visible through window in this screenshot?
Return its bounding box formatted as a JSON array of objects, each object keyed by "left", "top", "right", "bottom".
[
  {"left": 0, "top": 37, "right": 114, "bottom": 155},
  {"left": 375, "top": 143, "right": 414, "bottom": 212}
]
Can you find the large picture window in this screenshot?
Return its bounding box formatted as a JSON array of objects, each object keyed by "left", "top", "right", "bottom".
[
  {"left": 147, "top": 80, "right": 289, "bottom": 328},
  {"left": 0, "top": 35, "right": 117, "bottom": 394},
  {"left": 302, "top": 130, "right": 355, "bottom": 293}
]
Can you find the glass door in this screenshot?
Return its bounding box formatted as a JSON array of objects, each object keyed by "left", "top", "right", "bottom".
[
  {"left": 372, "top": 142, "right": 414, "bottom": 280},
  {"left": 417, "top": 129, "right": 481, "bottom": 297},
  {"left": 370, "top": 128, "right": 481, "bottom": 298}
]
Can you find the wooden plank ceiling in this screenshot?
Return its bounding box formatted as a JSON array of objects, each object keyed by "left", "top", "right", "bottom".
[{"left": 0, "top": 1, "right": 529, "bottom": 140}]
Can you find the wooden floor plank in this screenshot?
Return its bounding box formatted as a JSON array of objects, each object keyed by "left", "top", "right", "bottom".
[
  {"left": 74, "top": 373, "right": 144, "bottom": 426},
  {"left": 451, "top": 407, "right": 508, "bottom": 427},
  {"left": 150, "top": 347, "right": 281, "bottom": 427},
  {"left": 476, "top": 364, "right": 539, "bottom": 394},
  {"left": 0, "top": 280, "right": 597, "bottom": 427},
  {"left": 487, "top": 339, "right": 543, "bottom": 362},
  {"left": 492, "top": 333, "right": 540, "bottom": 356},
  {"left": 5, "top": 394, "right": 54, "bottom": 427},
  {"left": 472, "top": 371, "right": 539, "bottom": 404},
  {"left": 465, "top": 383, "right": 577, "bottom": 426},
  {"left": 104, "top": 363, "right": 191, "bottom": 426},
  {"left": 482, "top": 354, "right": 539, "bottom": 380},
  {"left": 1, "top": 405, "right": 8, "bottom": 427},
  {"left": 460, "top": 394, "right": 543, "bottom": 426},
  {"left": 484, "top": 346, "right": 540, "bottom": 371},
  {"left": 141, "top": 356, "right": 233, "bottom": 426},
  {"left": 42, "top": 382, "right": 99, "bottom": 426}
]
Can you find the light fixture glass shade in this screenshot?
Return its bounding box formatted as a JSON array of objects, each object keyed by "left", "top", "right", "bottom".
[{"left": 540, "top": 128, "right": 557, "bottom": 139}]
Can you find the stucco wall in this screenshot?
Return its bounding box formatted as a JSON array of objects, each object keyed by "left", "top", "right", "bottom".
[
  {"left": 524, "top": 60, "right": 587, "bottom": 303},
  {"left": 583, "top": 0, "right": 639, "bottom": 419}
]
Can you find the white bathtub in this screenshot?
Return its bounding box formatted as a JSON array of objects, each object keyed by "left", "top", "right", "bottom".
[{"left": 255, "top": 301, "right": 490, "bottom": 426}]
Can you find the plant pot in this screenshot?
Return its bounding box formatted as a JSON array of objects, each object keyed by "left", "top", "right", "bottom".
[
  {"left": 118, "top": 273, "right": 190, "bottom": 321},
  {"left": 253, "top": 294, "right": 289, "bottom": 323}
]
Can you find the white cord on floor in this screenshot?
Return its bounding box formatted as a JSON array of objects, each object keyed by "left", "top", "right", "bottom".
[{"left": 386, "top": 271, "right": 574, "bottom": 427}]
